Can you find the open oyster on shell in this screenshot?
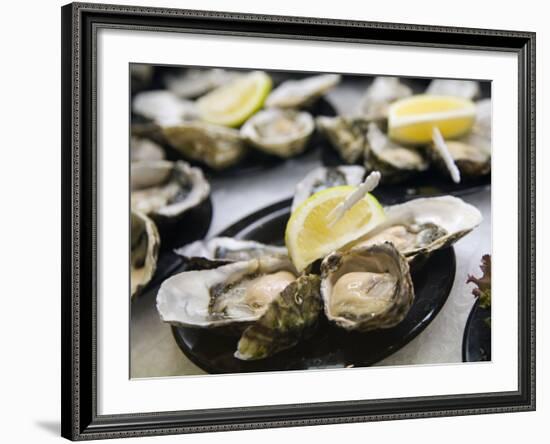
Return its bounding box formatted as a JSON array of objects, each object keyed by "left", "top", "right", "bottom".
[
  {"left": 241, "top": 109, "right": 314, "bottom": 158},
  {"left": 156, "top": 255, "right": 297, "bottom": 329},
  {"left": 428, "top": 98, "right": 491, "bottom": 178},
  {"left": 321, "top": 243, "right": 414, "bottom": 332},
  {"left": 165, "top": 69, "right": 242, "bottom": 99},
  {"left": 161, "top": 121, "right": 247, "bottom": 170},
  {"left": 357, "top": 77, "right": 413, "bottom": 120},
  {"left": 349, "top": 196, "right": 482, "bottom": 260},
  {"left": 265, "top": 74, "right": 341, "bottom": 109},
  {"left": 426, "top": 79, "right": 480, "bottom": 100},
  {"left": 316, "top": 115, "right": 371, "bottom": 164},
  {"left": 132, "top": 90, "right": 199, "bottom": 125},
  {"left": 292, "top": 165, "right": 366, "bottom": 211},
  {"left": 235, "top": 274, "right": 322, "bottom": 360},
  {"left": 365, "top": 122, "right": 429, "bottom": 181},
  {"left": 131, "top": 211, "right": 160, "bottom": 298},
  {"left": 131, "top": 160, "right": 210, "bottom": 220},
  {"left": 175, "top": 237, "right": 287, "bottom": 262},
  {"left": 130, "top": 137, "right": 165, "bottom": 162}
]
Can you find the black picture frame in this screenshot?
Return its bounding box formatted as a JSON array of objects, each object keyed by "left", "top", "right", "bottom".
[{"left": 61, "top": 2, "right": 536, "bottom": 440}]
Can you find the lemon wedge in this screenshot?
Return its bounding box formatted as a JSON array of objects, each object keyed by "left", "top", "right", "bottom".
[
  {"left": 388, "top": 94, "right": 476, "bottom": 144},
  {"left": 197, "top": 71, "right": 272, "bottom": 127},
  {"left": 285, "top": 186, "right": 385, "bottom": 271}
]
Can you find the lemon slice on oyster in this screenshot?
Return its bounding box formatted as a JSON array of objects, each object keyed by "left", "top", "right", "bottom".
[
  {"left": 388, "top": 95, "right": 476, "bottom": 144},
  {"left": 285, "top": 185, "right": 385, "bottom": 272},
  {"left": 197, "top": 71, "right": 272, "bottom": 127}
]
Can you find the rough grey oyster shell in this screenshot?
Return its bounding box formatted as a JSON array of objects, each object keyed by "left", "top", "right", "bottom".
[
  {"left": 291, "top": 165, "right": 366, "bottom": 212},
  {"left": 265, "top": 74, "right": 341, "bottom": 109},
  {"left": 316, "top": 115, "right": 371, "bottom": 164},
  {"left": 321, "top": 243, "right": 414, "bottom": 331},
  {"left": 175, "top": 237, "right": 287, "bottom": 262},
  {"left": 357, "top": 77, "right": 413, "bottom": 120},
  {"left": 130, "top": 137, "right": 165, "bottom": 162},
  {"left": 131, "top": 210, "right": 160, "bottom": 297},
  {"left": 161, "top": 122, "right": 247, "bottom": 170},
  {"left": 235, "top": 274, "right": 322, "bottom": 360},
  {"left": 131, "top": 160, "right": 210, "bottom": 220}
]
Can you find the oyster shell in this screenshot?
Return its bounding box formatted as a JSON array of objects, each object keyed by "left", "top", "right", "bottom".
[
  {"left": 241, "top": 109, "right": 314, "bottom": 158},
  {"left": 131, "top": 160, "right": 210, "bottom": 219},
  {"left": 161, "top": 122, "right": 247, "bottom": 170},
  {"left": 165, "top": 68, "right": 242, "bottom": 99},
  {"left": 428, "top": 99, "right": 491, "bottom": 178},
  {"left": 365, "top": 123, "right": 428, "bottom": 181},
  {"left": 131, "top": 211, "right": 160, "bottom": 297},
  {"left": 235, "top": 274, "right": 322, "bottom": 360},
  {"left": 130, "top": 137, "right": 165, "bottom": 162},
  {"left": 291, "top": 165, "right": 366, "bottom": 212},
  {"left": 132, "top": 90, "right": 198, "bottom": 125},
  {"left": 357, "top": 77, "right": 412, "bottom": 119},
  {"left": 321, "top": 243, "right": 414, "bottom": 331},
  {"left": 350, "top": 196, "right": 482, "bottom": 259},
  {"left": 265, "top": 74, "right": 341, "bottom": 109},
  {"left": 426, "top": 79, "right": 480, "bottom": 100},
  {"left": 175, "top": 237, "right": 287, "bottom": 261},
  {"left": 156, "top": 255, "right": 297, "bottom": 329},
  {"left": 316, "top": 115, "right": 371, "bottom": 164}
]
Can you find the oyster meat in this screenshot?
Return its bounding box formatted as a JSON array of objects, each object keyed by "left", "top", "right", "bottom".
[
  {"left": 131, "top": 211, "right": 160, "bottom": 297},
  {"left": 292, "top": 165, "right": 366, "bottom": 211},
  {"left": 130, "top": 137, "right": 165, "bottom": 162},
  {"left": 365, "top": 123, "right": 428, "bottom": 181},
  {"left": 321, "top": 243, "right": 414, "bottom": 331},
  {"left": 241, "top": 109, "right": 314, "bottom": 158},
  {"left": 165, "top": 68, "right": 242, "bottom": 99},
  {"left": 316, "top": 115, "right": 371, "bottom": 164},
  {"left": 162, "top": 121, "right": 247, "bottom": 170},
  {"left": 426, "top": 79, "right": 480, "bottom": 100},
  {"left": 265, "top": 74, "right": 341, "bottom": 109},
  {"left": 235, "top": 274, "right": 322, "bottom": 360},
  {"left": 175, "top": 237, "right": 287, "bottom": 262},
  {"left": 357, "top": 77, "right": 412, "bottom": 119},
  {"left": 350, "top": 196, "right": 482, "bottom": 259},
  {"left": 156, "top": 255, "right": 297, "bottom": 329},
  {"left": 131, "top": 160, "right": 210, "bottom": 219},
  {"left": 132, "top": 90, "right": 198, "bottom": 125}
]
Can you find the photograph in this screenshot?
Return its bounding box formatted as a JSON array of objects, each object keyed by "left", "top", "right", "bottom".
[{"left": 129, "top": 65, "right": 493, "bottom": 377}]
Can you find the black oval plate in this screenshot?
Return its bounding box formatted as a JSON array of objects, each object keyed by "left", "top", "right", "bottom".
[
  {"left": 172, "top": 199, "right": 456, "bottom": 374},
  {"left": 462, "top": 299, "right": 491, "bottom": 362}
]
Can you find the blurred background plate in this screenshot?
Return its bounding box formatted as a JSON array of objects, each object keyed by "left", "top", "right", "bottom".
[{"left": 462, "top": 298, "right": 491, "bottom": 362}]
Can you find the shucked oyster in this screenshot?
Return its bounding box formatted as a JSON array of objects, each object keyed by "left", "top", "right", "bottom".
[
  {"left": 131, "top": 211, "right": 160, "bottom": 297},
  {"left": 316, "top": 115, "right": 371, "bottom": 164},
  {"left": 156, "top": 255, "right": 297, "bottom": 329},
  {"left": 132, "top": 90, "right": 198, "bottom": 125},
  {"left": 426, "top": 79, "right": 480, "bottom": 100},
  {"left": 162, "top": 122, "right": 247, "bottom": 170},
  {"left": 175, "top": 237, "right": 287, "bottom": 262},
  {"left": 428, "top": 99, "right": 491, "bottom": 178},
  {"left": 292, "top": 165, "right": 366, "bottom": 211},
  {"left": 365, "top": 123, "right": 428, "bottom": 181},
  {"left": 349, "top": 195, "right": 482, "bottom": 260},
  {"left": 321, "top": 243, "right": 414, "bottom": 331},
  {"left": 235, "top": 274, "right": 322, "bottom": 360},
  {"left": 165, "top": 69, "right": 242, "bottom": 99},
  {"left": 241, "top": 109, "right": 314, "bottom": 158},
  {"left": 131, "top": 160, "right": 210, "bottom": 219},
  {"left": 265, "top": 74, "right": 341, "bottom": 109},
  {"left": 357, "top": 77, "right": 413, "bottom": 120},
  {"left": 130, "top": 137, "right": 165, "bottom": 162}
]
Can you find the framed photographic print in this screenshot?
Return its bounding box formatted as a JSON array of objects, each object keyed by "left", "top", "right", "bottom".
[{"left": 61, "top": 2, "right": 536, "bottom": 440}]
